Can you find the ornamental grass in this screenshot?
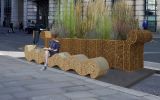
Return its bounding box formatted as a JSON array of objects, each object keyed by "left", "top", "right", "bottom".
[{"left": 53, "top": 0, "right": 138, "bottom": 40}]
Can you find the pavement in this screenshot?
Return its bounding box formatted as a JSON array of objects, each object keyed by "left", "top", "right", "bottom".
[
  {"left": 144, "top": 32, "right": 160, "bottom": 63},
  {"left": 0, "top": 55, "right": 160, "bottom": 100}
]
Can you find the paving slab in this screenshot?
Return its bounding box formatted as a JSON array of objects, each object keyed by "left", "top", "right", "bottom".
[
  {"left": 131, "top": 74, "right": 160, "bottom": 96},
  {"left": 97, "top": 68, "right": 155, "bottom": 87},
  {"left": 0, "top": 56, "right": 160, "bottom": 100}
]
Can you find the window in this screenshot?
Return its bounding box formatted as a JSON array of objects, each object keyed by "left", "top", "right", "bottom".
[{"left": 145, "top": 0, "right": 157, "bottom": 32}]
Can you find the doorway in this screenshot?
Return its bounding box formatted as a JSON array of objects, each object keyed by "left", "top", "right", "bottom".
[
  {"left": 18, "top": 0, "right": 24, "bottom": 24},
  {"left": 35, "top": 0, "right": 49, "bottom": 27}
]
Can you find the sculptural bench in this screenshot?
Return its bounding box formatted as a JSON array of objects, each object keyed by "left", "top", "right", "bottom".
[{"left": 24, "top": 45, "right": 109, "bottom": 79}]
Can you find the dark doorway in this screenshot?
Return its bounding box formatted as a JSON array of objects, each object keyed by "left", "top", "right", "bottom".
[
  {"left": 35, "top": 0, "right": 49, "bottom": 27},
  {"left": 4, "top": 0, "right": 11, "bottom": 27},
  {"left": 18, "top": 0, "right": 24, "bottom": 23}
]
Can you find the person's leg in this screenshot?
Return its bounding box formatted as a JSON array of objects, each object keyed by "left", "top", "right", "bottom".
[
  {"left": 44, "top": 50, "right": 50, "bottom": 66},
  {"left": 34, "top": 31, "right": 40, "bottom": 45},
  {"left": 12, "top": 27, "right": 14, "bottom": 33},
  {"left": 41, "top": 50, "right": 50, "bottom": 71}
]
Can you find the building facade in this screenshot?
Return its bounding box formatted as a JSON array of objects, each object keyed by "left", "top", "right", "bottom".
[{"left": 0, "top": 0, "right": 159, "bottom": 32}]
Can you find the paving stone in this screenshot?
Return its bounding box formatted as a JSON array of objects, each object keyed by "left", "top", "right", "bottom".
[
  {"left": 64, "top": 91, "right": 97, "bottom": 99},
  {"left": 108, "top": 85, "right": 148, "bottom": 97},
  {"left": 3, "top": 79, "right": 51, "bottom": 87},
  {"left": 72, "top": 97, "right": 99, "bottom": 100},
  {"left": 32, "top": 73, "right": 63, "bottom": 79},
  {"left": 25, "top": 82, "right": 74, "bottom": 90},
  {"left": 13, "top": 88, "right": 64, "bottom": 98},
  {"left": 98, "top": 92, "right": 141, "bottom": 100},
  {"left": 85, "top": 83, "right": 106, "bottom": 89},
  {"left": 12, "top": 97, "right": 31, "bottom": 100},
  {"left": 0, "top": 75, "right": 34, "bottom": 83},
  {"left": 63, "top": 85, "right": 92, "bottom": 92},
  {"left": 0, "top": 84, "right": 4, "bottom": 88},
  {"left": 47, "top": 75, "right": 77, "bottom": 82},
  {"left": 0, "top": 94, "right": 13, "bottom": 100},
  {"left": 142, "top": 95, "right": 160, "bottom": 100},
  {"left": 70, "top": 80, "right": 90, "bottom": 85},
  {"left": 88, "top": 88, "right": 118, "bottom": 96},
  {"left": 131, "top": 74, "right": 160, "bottom": 96},
  {"left": 0, "top": 87, "right": 27, "bottom": 94},
  {"left": 32, "top": 94, "right": 71, "bottom": 100}
]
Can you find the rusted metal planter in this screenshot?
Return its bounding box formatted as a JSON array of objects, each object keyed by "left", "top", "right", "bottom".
[{"left": 58, "top": 30, "right": 152, "bottom": 71}]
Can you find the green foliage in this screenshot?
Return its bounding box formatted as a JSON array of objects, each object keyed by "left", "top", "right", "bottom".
[
  {"left": 53, "top": 0, "right": 137, "bottom": 40},
  {"left": 62, "top": 0, "right": 76, "bottom": 38}
]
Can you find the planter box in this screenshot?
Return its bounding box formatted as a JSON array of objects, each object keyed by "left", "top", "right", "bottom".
[
  {"left": 58, "top": 30, "right": 152, "bottom": 71},
  {"left": 40, "top": 30, "right": 152, "bottom": 71}
]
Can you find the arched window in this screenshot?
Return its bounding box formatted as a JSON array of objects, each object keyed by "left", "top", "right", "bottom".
[{"left": 145, "top": 0, "right": 157, "bottom": 32}]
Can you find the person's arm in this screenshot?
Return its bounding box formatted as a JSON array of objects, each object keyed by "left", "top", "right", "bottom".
[
  {"left": 53, "top": 42, "right": 60, "bottom": 52},
  {"left": 50, "top": 42, "right": 60, "bottom": 52}
]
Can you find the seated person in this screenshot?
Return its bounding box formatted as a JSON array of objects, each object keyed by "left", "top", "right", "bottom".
[{"left": 41, "top": 33, "right": 60, "bottom": 71}]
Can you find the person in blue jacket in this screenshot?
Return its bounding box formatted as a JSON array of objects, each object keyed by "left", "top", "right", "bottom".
[
  {"left": 142, "top": 17, "right": 148, "bottom": 30},
  {"left": 41, "top": 33, "right": 60, "bottom": 71}
]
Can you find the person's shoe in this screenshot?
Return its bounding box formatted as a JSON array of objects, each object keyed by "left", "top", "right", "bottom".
[{"left": 41, "top": 66, "right": 47, "bottom": 71}]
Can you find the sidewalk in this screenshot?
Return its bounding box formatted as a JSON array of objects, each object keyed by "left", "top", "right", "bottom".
[
  {"left": 153, "top": 33, "right": 160, "bottom": 38},
  {"left": 0, "top": 55, "right": 159, "bottom": 100}
]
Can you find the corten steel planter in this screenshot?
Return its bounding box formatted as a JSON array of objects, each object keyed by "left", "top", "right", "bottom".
[{"left": 40, "top": 30, "right": 152, "bottom": 71}]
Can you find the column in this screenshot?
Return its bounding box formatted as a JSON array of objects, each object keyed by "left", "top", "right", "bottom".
[
  {"left": 11, "top": 0, "right": 18, "bottom": 27},
  {"left": 23, "top": 0, "right": 28, "bottom": 28}
]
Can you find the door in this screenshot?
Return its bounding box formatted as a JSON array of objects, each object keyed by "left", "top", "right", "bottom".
[{"left": 36, "top": 0, "right": 49, "bottom": 27}]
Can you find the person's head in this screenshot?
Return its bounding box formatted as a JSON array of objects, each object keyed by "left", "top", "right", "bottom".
[{"left": 51, "top": 33, "right": 58, "bottom": 39}]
